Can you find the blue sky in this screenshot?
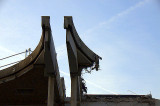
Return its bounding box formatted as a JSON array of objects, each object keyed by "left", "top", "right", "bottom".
[{"left": 0, "top": 0, "right": 160, "bottom": 99}]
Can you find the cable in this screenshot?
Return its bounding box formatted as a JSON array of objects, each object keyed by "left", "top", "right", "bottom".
[
  {"left": 0, "top": 48, "right": 32, "bottom": 61},
  {"left": 0, "top": 48, "right": 32, "bottom": 69},
  {"left": 0, "top": 60, "right": 21, "bottom": 69},
  {"left": 0, "top": 51, "right": 26, "bottom": 61}
]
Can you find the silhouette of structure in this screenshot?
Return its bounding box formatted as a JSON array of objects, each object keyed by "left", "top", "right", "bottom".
[
  {"left": 64, "top": 16, "right": 102, "bottom": 106},
  {"left": 0, "top": 16, "right": 65, "bottom": 106},
  {"left": 0, "top": 16, "right": 159, "bottom": 106}
]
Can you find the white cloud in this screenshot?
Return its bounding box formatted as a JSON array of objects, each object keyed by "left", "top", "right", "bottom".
[
  {"left": 82, "top": 0, "right": 151, "bottom": 36},
  {"left": 76, "top": 0, "right": 152, "bottom": 96},
  {"left": 60, "top": 70, "right": 118, "bottom": 94},
  {"left": 101, "top": 0, "right": 150, "bottom": 25},
  {"left": 85, "top": 79, "right": 118, "bottom": 95},
  {"left": 56, "top": 44, "right": 67, "bottom": 60}
]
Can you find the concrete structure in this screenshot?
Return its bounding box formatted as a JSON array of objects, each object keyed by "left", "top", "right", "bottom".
[
  {"left": 0, "top": 16, "right": 159, "bottom": 106},
  {"left": 64, "top": 16, "right": 102, "bottom": 106},
  {"left": 0, "top": 16, "right": 65, "bottom": 106},
  {"left": 65, "top": 95, "right": 160, "bottom": 106},
  {"left": 63, "top": 16, "right": 160, "bottom": 106}
]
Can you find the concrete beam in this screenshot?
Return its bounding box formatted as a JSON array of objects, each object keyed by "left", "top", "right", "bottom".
[
  {"left": 71, "top": 75, "right": 80, "bottom": 106},
  {"left": 47, "top": 76, "right": 55, "bottom": 106}
]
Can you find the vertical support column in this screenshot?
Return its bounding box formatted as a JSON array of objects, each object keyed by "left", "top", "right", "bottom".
[
  {"left": 78, "top": 67, "right": 83, "bottom": 102},
  {"left": 79, "top": 76, "right": 82, "bottom": 101},
  {"left": 48, "top": 76, "right": 55, "bottom": 106},
  {"left": 77, "top": 76, "right": 81, "bottom": 106},
  {"left": 70, "top": 67, "right": 83, "bottom": 106},
  {"left": 71, "top": 75, "right": 79, "bottom": 106}
]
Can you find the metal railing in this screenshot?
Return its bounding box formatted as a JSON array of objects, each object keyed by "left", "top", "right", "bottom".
[{"left": 0, "top": 48, "right": 32, "bottom": 69}]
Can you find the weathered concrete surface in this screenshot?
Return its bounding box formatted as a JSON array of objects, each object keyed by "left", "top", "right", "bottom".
[
  {"left": 65, "top": 102, "right": 159, "bottom": 106},
  {"left": 64, "top": 16, "right": 102, "bottom": 75},
  {"left": 81, "top": 102, "right": 151, "bottom": 106},
  {"left": 156, "top": 99, "right": 160, "bottom": 106},
  {"left": 65, "top": 95, "right": 160, "bottom": 106},
  {"left": 64, "top": 16, "right": 102, "bottom": 106},
  {"left": 0, "top": 16, "right": 65, "bottom": 105}
]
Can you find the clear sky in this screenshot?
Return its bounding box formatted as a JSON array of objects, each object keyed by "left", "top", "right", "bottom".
[{"left": 0, "top": 0, "right": 160, "bottom": 99}]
